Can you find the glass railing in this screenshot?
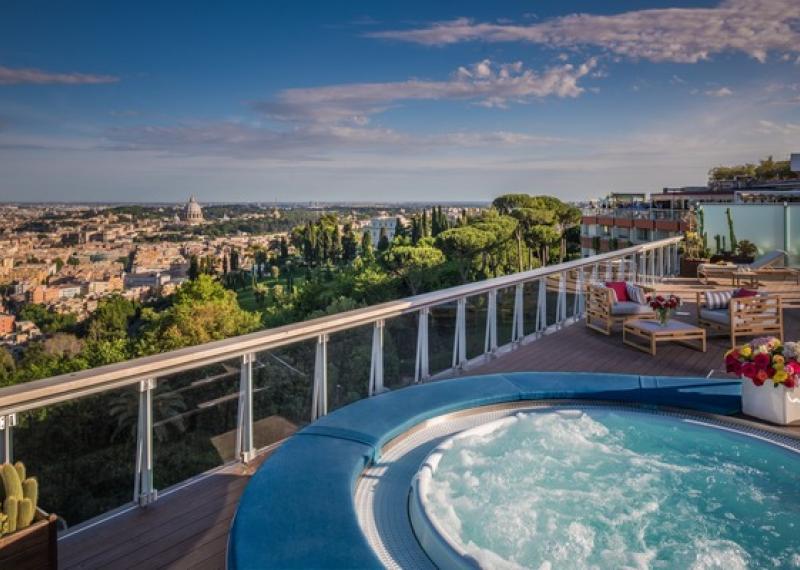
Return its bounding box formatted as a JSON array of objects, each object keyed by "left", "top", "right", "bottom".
[{"left": 0, "top": 237, "right": 684, "bottom": 534}]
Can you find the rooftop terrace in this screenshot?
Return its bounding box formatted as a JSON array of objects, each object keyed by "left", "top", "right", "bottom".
[{"left": 0, "top": 237, "right": 797, "bottom": 568}]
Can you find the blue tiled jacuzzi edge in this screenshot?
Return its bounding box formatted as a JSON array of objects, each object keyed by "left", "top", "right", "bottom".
[{"left": 227, "top": 372, "right": 741, "bottom": 569}]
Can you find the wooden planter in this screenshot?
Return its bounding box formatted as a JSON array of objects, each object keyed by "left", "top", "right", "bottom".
[
  {"left": 680, "top": 258, "right": 708, "bottom": 278},
  {"left": 0, "top": 510, "right": 58, "bottom": 570}
]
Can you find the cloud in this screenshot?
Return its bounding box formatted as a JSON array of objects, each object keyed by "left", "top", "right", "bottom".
[
  {"left": 705, "top": 87, "right": 733, "bottom": 97},
  {"left": 368, "top": 0, "right": 800, "bottom": 64},
  {"left": 104, "top": 120, "right": 565, "bottom": 160},
  {"left": 0, "top": 65, "right": 118, "bottom": 85},
  {"left": 254, "top": 58, "right": 597, "bottom": 124},
  {"left": 755, "top": 120, "right": 800, "bottom": 135}
]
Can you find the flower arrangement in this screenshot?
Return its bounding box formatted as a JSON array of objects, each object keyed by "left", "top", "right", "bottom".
[
  {"left": 725, "top": 337, "right": 800, "bottom": 389},
  {"left": 646, "top": 294, "right": 681, "bottom": 326}
]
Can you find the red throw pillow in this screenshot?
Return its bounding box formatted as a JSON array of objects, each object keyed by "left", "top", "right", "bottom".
[
  {"left": 733, "top": 288, "right": 758, "bottom": 298},
  {"left": 605, "top": 281, "right": 628, "bottom": 303}
]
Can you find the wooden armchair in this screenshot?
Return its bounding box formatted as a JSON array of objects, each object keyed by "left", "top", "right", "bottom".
[
  {"left": 585, "top": 283, "right": 655, "bottom": 335},
  {"left": 696, "top": 291, "right": 783, "bottom": 348}
]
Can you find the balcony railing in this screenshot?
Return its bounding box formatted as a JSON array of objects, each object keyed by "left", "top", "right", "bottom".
[
  {"left": 582, "top": 208, "right": 684, "bottom": 221},
  {"left": 0, "top": 236, "right": 683, "bottom": 535}
]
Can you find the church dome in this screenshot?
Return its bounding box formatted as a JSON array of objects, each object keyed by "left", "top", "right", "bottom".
[{"left": 185, "top": 195, "right": 204, "bottom": 224}]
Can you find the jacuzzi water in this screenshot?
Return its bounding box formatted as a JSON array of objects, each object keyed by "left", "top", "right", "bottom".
[{"left": 417, "top": 408, "right": 800, "bottom": 569}]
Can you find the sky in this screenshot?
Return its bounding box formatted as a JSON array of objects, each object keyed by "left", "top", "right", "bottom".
[{"left": 1, "top": 0, "right": 799, "bottom": 204}]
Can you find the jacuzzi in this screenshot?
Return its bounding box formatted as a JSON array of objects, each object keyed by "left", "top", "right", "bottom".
[{"left": 228, "top": 372, "right": 800, "bottom": 569}]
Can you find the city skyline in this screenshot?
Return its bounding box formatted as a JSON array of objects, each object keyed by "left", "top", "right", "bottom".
[{"left": 1, "top": 0, "right": 799, "bottom": 203}]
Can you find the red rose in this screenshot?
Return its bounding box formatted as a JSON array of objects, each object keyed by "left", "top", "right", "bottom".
[
  {"left": 753, "top": 353, "right": 771, "bottom": 370},
  {"left": 754, "top": 369, "right": 768, "bottom": 385},
  {"left": 785, "top": 376, "right": 797, "bottom": 389},
  {"left": 741, "top": 362, "right": 757, "bottom": 380},
  {"left": 726, "top": 361, "right": 742, "bottom": 375}
]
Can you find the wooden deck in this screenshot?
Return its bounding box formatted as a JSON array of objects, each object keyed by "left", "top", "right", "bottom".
[{"left": 57, "top": 277, "right": 800, "bottom": 569}]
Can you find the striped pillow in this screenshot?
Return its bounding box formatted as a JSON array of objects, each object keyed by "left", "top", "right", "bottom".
[
  {"left": 706, "top": 290, "right": 734, "bottom": 310},
  {"left": 626, "top": 283, "right": 648, "bottom": 305}
]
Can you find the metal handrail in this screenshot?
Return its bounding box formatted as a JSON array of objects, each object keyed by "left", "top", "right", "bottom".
[{"left": 0, "top": 236, "right": 683, "bottom": 415}]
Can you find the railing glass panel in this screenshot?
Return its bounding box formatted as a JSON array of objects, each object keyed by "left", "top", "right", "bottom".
[
  {"left": 428, "top": 301, "right": 457, "bottom": 375},
  {"left": 523, "top": 279, "right": 542, "bottom": 337},
  {"left": 464, "top": 294, "right": 488, "bottom": 359},
  {"left": 327, "top": 324, "right": 372, "bottom": 412},
  {"left": 496, "top": 286, "right": 516, "bottom": 346},
  {"left": 383, "top": 312, "right": 418, "bottom": 390},
  {"left": 14, "top": 385, "right": 138, "bottom": 528},
  {"left": 153, "top": 358, "right": 241, "bottom": 490},
  {"left": 251, "top": 339, "right": 316, "bottom": 450}
]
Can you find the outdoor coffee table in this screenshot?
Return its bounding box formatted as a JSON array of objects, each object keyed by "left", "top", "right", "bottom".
[{"left": 623, "top": 319, "right": 707, "bottom": 356}]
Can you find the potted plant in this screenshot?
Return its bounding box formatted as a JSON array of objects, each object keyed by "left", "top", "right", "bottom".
[
  {"left": 646, "top": 294, "right": 681, "bottom": 326},
  {"left": 0, "top": 462, "right": 57, "bottom": 569},
  {"left": 735, "top": 240, "right": 758, "bottom": 263},
  {"left": 679, "top": 230, "right": 709, "bottom": 277},
  {"left": 725, "top": 337, "right": 800, "bottom": 425}
]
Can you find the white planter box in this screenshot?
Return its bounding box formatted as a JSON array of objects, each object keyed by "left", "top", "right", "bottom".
[{"left": 741, "top": 378, "right": 800, "bottom": 425}]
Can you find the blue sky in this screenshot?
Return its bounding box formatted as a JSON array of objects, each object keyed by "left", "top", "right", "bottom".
[{"left": 1, "top": 0, "right": 799, "bottom": 203}]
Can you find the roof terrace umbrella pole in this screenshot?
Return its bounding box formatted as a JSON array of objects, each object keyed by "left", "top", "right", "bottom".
[
  {"left": 511, "top": 284, "right": 524, "bottom": 345},
  {"left": 236, "top": 352, "right": 255, "bottom": 463},
  {"left": 452, "top": 297, "right": 467, "bottom": 370},
  {"left": 415, "top": 307, "right": 429, "bottom": 383},
  {"left": 134, "top": 378, "right": 157, "bottom": 507},
  {"left": 368, "top": 320, "right": 384, "bottom": 396},
  {"left": 311, "top": 334, "right": 328, "bottom": 420},
  {"left": 485, "top": 290, "right": 498, "bottom": 356}
]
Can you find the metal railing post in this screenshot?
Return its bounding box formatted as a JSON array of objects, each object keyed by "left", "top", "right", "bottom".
[
  {"left": 604, "top": 261, "right": 612, "bottom": 281},
  {"left": 484, "top": 290, "right": 498, "bottom": 355},
  {"left": 368, "top": 320, "right": 385, "bottom": 396},
  {"left": 511, "top": 284, "right": 524, "bottom": 344},
  {"left": 648, "top": 249, "right": 656, "bottom": 284},
  {"left": 311, "top": 334, "right": 328, "bottom": 420},
  {"left": 0, "top": 413, "right": 16, "bottom": 464},
  {"left": 590, "top": 263, "right": 598, "bottom": 284},
  {"left": 236, "top": 352, "right": 255, "bottom": 463},
  {"left": 555, "top": 271, "right": 567, "bottom": 327},
  {"left": 535, "top": 278, "right": 547, "bottom": 334},
  {"left": 658, "top": 247, "right": 665, "bottom": 279},
  {"left": 452, "top": 297, "right": 467, "bottom": 370},
  {"left": 573, "top": 268, "right": 585, "bottom": 319},
  {"left": 134, "top": 378, "right": 157, "bottom": 507},
  {"left": 415, "top": 307, "right": 430, "bottom": 383}
]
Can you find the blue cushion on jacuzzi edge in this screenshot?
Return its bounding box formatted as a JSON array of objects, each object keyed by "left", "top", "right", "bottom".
[
  {"left": 228, "top": 434, "right": 382, "bottom": 570},
  {"left": 228, "top": 372, "right": 742, "bottom": 569}
]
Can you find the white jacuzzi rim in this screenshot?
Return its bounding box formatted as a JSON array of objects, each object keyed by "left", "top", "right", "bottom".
[{"left": 404, "top": 404, "right": 800, "bottom": 570}]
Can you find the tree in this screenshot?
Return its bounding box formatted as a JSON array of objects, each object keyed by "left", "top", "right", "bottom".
[
  {"left": 377, "top": 227, "right": 390, "bottom": 253},
  {"left": 270, "top": 265, "right": 280, "bottom": 280},
  {"left": 0, "top": 347, "right": 15, "bottom": 387},
  {"left": 230, "top": 249, "right": 240, "bottom": 272},
  {"left": 85, "top": 295, "right": 138, "bottom": 342},
  {"left": 342, "top": 224, "right": 358, "bottom": 262},
  {"left": 394, "top": 217, "right": 407, "bottom": 239},
  {"left": 136, "top": 275, "right": 261, "bottom": 353},
  {"left": 279, "top": 236, "right": 289, "bottom": 261},
  {"left": 436, "top": 226, "right": 493, "bottom": 282},
  {"left": 361, "top": 231, "right": 375, "bottom": 263},
  {"left": 383, "top": 242, "right": 445, "bottom": 295},
  {"left": 188, "top": 255, "right": 200, "bottom": 281}
]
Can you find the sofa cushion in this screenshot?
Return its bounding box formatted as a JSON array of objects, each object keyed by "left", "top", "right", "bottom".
[
  {"left": 733, "top": 288, "right": 758, "bottom": 298},
  {"left": 606, "top": 281, "right": 629, "bottom": 302},
  {"left": 611, "top": 301, "right": 653, "bottom": 316},
  {"left": 700, "top": 308, "right": 730, "bottom": 325},
  {"left": 626, "top": 283, "right": 648, "bottom": 305},
  {"left": 705, "top": 290, "right": 734, "bottom": 310}
]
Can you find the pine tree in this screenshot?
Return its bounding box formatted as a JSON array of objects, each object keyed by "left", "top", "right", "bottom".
[
  {"left": 377, "top": 227, "right": 390, "bottom": 253},
  {"left": 394, "top": 217, "right": 407, "bottom": 239},
  {"left": 411, "top": 217, "right": 421, "bottom": 244},
  {"left": 188, "top": 255, "right": 199, "bottom": 281},
  {"left": 421, "top": 209, "right": 429, "bottom": 237},
  {"left": 279, "top": 236, "right": 289, "bottom": 260},
  {"left": 361, "top": 231, "right": 375, "bottom": 262}
]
